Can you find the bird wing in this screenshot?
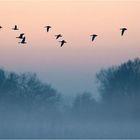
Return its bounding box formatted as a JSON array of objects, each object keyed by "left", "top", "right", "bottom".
[
  {"left": 61, "top": 42, "right": 64, "bottom": 46},
  {"left": 22, "top": 37, "right": 25, "bottom": 42},
  {"left": 19, "top": 34, "right": 22, "bottom": 38},
  {"left": 92, "top": 36, "right": 94, "bottom": 41},
  {"left": 45, "top": 26, "right": 51, "bottom": 31},
  {"left": 121, "top": 29, "right": 125, "bottom": 36}
]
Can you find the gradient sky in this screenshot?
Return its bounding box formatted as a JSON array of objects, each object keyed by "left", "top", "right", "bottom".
[{"left": 0, "top": 0, "right": 140, "bottom": 97}]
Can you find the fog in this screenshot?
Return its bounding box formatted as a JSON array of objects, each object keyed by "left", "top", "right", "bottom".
[{"left": 0, "top": 58, "right": 140, "bottom": 138}]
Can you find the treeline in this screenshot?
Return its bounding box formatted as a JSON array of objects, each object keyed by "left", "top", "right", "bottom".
[
  {"left": 0, "top": 70, "right": 61, "bottom": 117},
  {"left": 1, "top": 58, "right": 140, "bottom": 119},
  {"left": 0, "top": 58, "right": 140, "bottom": 138},
  {"left": 71, "top": 58, "right": 140, "bottom": 121}
]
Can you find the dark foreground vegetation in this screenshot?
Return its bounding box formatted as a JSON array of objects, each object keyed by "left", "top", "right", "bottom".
[{"left": 0, "top": 58, "right": 140, "bottom": 138}]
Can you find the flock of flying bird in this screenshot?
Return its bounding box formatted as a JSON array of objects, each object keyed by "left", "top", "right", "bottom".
[{"left": 0, "top": 25, "right": 127, "bottom": 47}]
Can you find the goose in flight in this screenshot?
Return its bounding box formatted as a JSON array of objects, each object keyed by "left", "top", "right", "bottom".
[
  {"left": 120, "top": 28, "right": 127, "bottom": 36},
  {"left": 90, "top": 34, "right": 98, "bottom": 41},
  {"left": 59, "top": 40, "right": 67, "bottom": 47},
  {"left": 19, "top": 37, "right": 26, "bottom": 44},
  {"left": 44, "top": 26, "right": 51, "bottom": 32},
  {"left": 16, "top": 33, "right": 24, "bottom": 39},
  {"left": 55, "top": 34, "right": 62, "bottom": 39},
  {"left": 12, "top": 25, "right": 19, "bottom": 30}
]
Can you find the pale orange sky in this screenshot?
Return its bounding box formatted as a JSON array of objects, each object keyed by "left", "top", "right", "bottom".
[{"left": 0, "top": 0, "right": 140, "bottom": 96}]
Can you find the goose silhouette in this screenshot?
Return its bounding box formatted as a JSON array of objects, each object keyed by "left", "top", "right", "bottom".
[
  {"left": 55, "top": 34, "right": 62, "bottom": 39},
  {"left": 44, "top": 26, "right": 51, "bottom": 32},
  {"left": 90, "top": 34, "right": 98, "bottom": 41},
  {"left": 59, "top": 40, "right": 67, "bottom": 47},
  {"left": 12, "top": 25, "right": 19, "bottom": 30},
  {"left": 19, "top": 37, "right": 26, "bottom": 44},
  {"left": 16, "top": 33, "right": 24, "bottom": 39},
  {"left": 120, "top": 28, "right": 127, "bottom": 36}
]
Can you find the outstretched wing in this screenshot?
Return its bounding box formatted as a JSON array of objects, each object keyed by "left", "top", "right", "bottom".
[
  {"left": 92, "top": 36, "right": 95, "bottom": 41},
  {"left": 22, "top": 37, "right": 26, "bottom": 42},
  {"left": 121, "top": 29, "right": 125, "bottom": 36}
]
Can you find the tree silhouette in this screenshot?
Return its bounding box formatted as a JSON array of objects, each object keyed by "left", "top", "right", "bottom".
[
  {"left": 0, "top": 69, "right": 61, "bottom": 111},
  {"left": 97, "top": 58, "right": 140, "bottom": 102},
  {"left": 96, "top": 58, "right": 140, "bottom": 120},
  {"left": 72, "top": 92, "right": 97, "bottom": 120}
]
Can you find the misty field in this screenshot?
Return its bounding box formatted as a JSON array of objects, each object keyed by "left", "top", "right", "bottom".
[{"left": 0, "top": 58, "right": 140, "bottom": 138}]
